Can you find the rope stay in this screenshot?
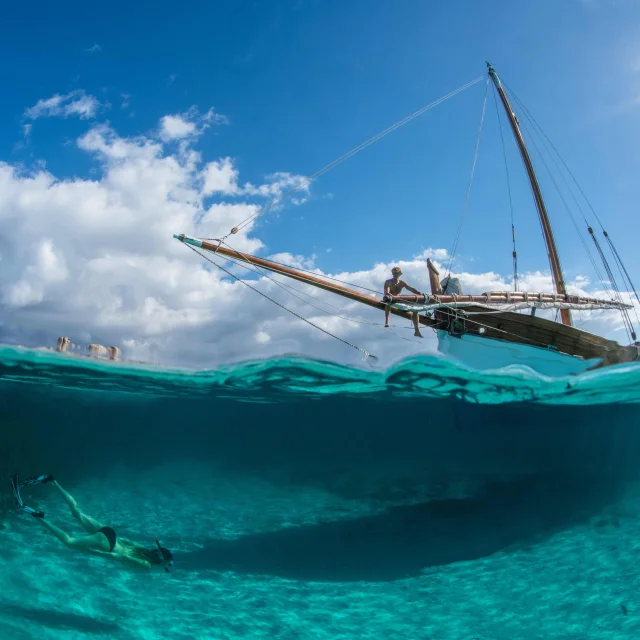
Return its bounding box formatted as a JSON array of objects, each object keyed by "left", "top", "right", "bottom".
[
  {"left": 445, "top": 77, "right": 490, "bottom": 278},
  {"left": 183, "top": 243, "right": 379, "bottom": 361},
  {"left": 204, "top": 239, "right": 428, "bottom": 343},
  {"left": 588, "top": 228, "right": 637, "bottom": 341},
  {"left": 576, "top": 308, "right": 610, "bottom": 328},
  {"left": 216, "top": 242, "right": 423, "bottom": 345},
  {"left": 516, "top": 115, "right": 611, "bottom": 289},
  {"left": 200, "top": 244, "right": 384, "bottom": 296},
  {"left": 435, "top": 302, "right": 612, "bottom": 352},
  {"left": 504, "top": 82, "right": 628, "bottom": 245},
  {"left": 503, "top": 83, "right": 638, "bottom": 341},
  {"left": 224, "top": 75, "right": 486, "bottom": 238},
  {"left": 491, "top": 83, "right": 518, "bottom": 291},
  {"left": 504, "top": 85, "right": 610, "bottom": 291},
  {"left": 602, "top": 233, "right": 640, "bottom": 339},
  {"left": 605, "top": 234, "right": 640, "bottom": 307},
  {"left": 516, "top": 112, "right": 635, "bottom": 342}
]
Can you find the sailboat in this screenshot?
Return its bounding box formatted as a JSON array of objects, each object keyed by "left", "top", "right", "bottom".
[{"left": 174, "top": 64, "right": 639, "bottom": 376}]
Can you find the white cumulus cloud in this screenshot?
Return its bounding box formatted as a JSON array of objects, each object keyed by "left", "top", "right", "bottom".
[
  {"left": 24, "top": 90, "right": 101, "bottom": 120},
  {"left": 159, "top": 106, "right": 228, "bottom": 142},
  {"left": 200, "top": 158, "right": 309, "bottom": 206},
  {"left": 202, "top": 157, "right": 240, "bottom": 195},
  {"left": 243, "top": 172, "right": 310, "bottom": 204},
  {"left": 3, "top": 239, "right": 68, "bottom": 308},
  {"left": 159, "top": 115, "right": 197, "bottom": 141}
]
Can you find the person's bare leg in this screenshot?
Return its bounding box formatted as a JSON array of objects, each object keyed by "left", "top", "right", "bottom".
[
  {"left": 413, "top": 313, "right": 423, "bottom": 338},
  {"left": 53, "top": 481, "right": 103, "bottom": 533},
  {"left": 37, "top": 518, "right": 73, "bottom": 545},
  {"left": 384, "top": 306, "right": 390, "bottom": 327},
  {"left": 37, "top": 518, "right": 110, "bottom": 551},
  {"left": 52, "top": 481, "right": 77, "bottom": 510}
]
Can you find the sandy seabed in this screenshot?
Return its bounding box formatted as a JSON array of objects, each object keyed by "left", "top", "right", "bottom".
[{"left": 2, "top": 461, "right": 639, "bottom": 640}]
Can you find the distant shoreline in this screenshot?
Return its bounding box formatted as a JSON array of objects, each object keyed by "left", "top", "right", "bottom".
[{"left": 10, "top": 344, "right": 156, "bottom": 367}]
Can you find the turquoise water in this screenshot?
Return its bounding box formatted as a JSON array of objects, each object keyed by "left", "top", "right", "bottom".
[{"left": 2, "top": 345, "right": 640, "bottom": 639}]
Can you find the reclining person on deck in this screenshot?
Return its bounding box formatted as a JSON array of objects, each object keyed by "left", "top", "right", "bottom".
[{"left": 384, "top": 266, "right": 423, "bottom": 338}]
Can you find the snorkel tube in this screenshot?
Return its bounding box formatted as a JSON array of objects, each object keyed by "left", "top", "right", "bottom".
[{"left": 154, "top": 536, "right": 174, "bottom": 573}]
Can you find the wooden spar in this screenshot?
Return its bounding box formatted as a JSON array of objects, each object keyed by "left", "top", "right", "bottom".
[
  {"left": 386, "top": 292, "right": 629, "bottom": 308},
  {"left": 174, "top": 235, "right": 627, "bottom": 309},
  {"left": 427, "top": 259, "right": 442, "bottom": 294},
  {"left": 173, "top": 235, "right": 438, "bottom": 327},
  {"left": 487, "top": 63, "right": 572, "bottom": 327}
]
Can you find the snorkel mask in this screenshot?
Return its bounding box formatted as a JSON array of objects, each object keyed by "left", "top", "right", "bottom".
[{"left": 154, "top": 536, "right": 174, "bottom": 573}]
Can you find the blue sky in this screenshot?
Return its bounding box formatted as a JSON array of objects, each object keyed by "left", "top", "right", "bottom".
[
  {"left": 1, "top": 0, "right": 639, "bottom": 364},
  {"left": 3, "top": 0, "right": 639, "bottom": 274}
]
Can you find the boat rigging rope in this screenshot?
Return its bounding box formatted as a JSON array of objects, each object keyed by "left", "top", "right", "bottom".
[
  {"left": 199, "top": 244, "right": 384, "bottom": 296},
  {"left": 605, "top": 236, "right": 640, "bottom": 308},
  {"left": 223, "top": 75, "right": 485, "bottom": 238},
  {"left": 576, "top": 308, "right": 610, "bottom": 328},
  {"left": 216, "top": 242, "right": 423, "bottom": 344},
  {"left": 435, "top": 303, "right": 562, "bottom": 350},
  {"left": 504, "top": 82, "right": 636, "bottom": 272},
  {"left": 205, "top": 239, "right": 424, "bottom": 342},
  {"left": 437, "top": 303, "right": 618, "bottom": 353},
  {"left": 504, "top": 85, "right": 610, "bottom": 291},
  {"left": 587, "top": 230, "right": 636, "bottom": 341},
  {"left": 491, "top": 83, "right": 518, "bottom": 291},
  {"left": 517, "top": 116, "right": 611, "bottom": 286},
  {"left": 445, "top": 77, "right": 489, "bottom": 278},
  {"left": 504, "top": 83, "right": 639, "bottom": 335},
  {"left": 183, "top": 243, "right": 378, "bottom": 362},
  {"left": 504, "top": 83, "right": 639, "bottom": 340}
]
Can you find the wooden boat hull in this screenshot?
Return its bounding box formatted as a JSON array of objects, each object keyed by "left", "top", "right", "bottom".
[
  {"left": 432, "top": 307, "right": 639, "bottom": 375},
  {"left": 436, "top": 330, "right": 601, "bottom": 376}
]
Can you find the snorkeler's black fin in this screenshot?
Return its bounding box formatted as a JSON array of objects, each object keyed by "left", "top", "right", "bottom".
[
  {"left": 19, "top": 474, "right": 54, "bottom": 487},
  {"left": 10, "top": 474, "right": 45, "bottom": 518}
]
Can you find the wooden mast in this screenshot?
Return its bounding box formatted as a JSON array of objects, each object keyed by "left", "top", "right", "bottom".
[{"left": 487, "top": 62, "right": 572, "bottom": 327}]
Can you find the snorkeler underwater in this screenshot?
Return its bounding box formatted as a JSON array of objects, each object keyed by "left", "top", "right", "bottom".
[{"left": 11, "top": 473, "right": 174, "bottom": 572}]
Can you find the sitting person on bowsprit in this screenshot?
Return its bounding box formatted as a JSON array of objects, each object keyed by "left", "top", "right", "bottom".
[{"left": 383, "top": 266, "right": 423, "bottom": 338}]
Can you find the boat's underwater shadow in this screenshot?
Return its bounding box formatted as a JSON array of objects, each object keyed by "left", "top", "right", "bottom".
[
  {"left": 179, "top": 475, "right": 623, "bottom": 582},
  {"left": 0, "top": 601, "right": 121, "bottom": 635}
]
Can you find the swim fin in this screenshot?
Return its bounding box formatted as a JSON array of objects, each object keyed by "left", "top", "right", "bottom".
[
  {"left": 10, "top": 474, "right": 45, "bottom": 518},
  {"left": 19, "top": 474, "right": 54, "bottom": 488}
]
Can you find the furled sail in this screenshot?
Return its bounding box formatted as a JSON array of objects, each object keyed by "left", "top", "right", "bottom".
[
  {"left": 390, "top": 300, "right": 632, "bottom": 314},
  {"left": 385, "top": 291, "right": 633, "bottom": 314}
]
